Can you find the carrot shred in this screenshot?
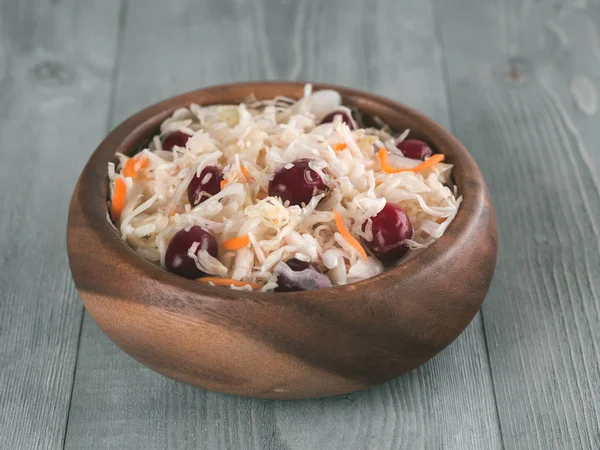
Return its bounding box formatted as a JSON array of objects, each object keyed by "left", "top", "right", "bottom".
[
  {"left": 377, "top": 147, "right": 445, "bottom": 174},
  {"left": 412, "top": 154, "right": 445, "bottom": 172},
  {"left": 256, "top": 191, "right": 268, "bottom": 200},
  {"left": 111, "top": 178, "right": 126, "bottom": 221},
  {"left": 333, "top": 210, "right": 368, "bottom": 259},
  {"left": 123, "top": 156, "right": 149, "bottom": 179},
  {"left": 334, "top": 142, "right": 347, "bottom": 151},
  {"left": 123, "top": 159, "right": 136, "bottom": 178},
  {"left": 222, "top": 235, "right": 251, "bottom": 251},
  {"left": 220, "top": 179, "right": 228, "bottom": 190},
  {"left": 241, "top": 165, "right": 249, "bottom": 179},
  {"left": 375, "top": 180, "right": 383, "bottom": 187},
  {"left": 197, "top": 278, "right": 262, "bottom": 290}
]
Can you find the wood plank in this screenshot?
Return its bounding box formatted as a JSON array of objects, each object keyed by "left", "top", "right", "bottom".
[
  {"left": 64, "top": 0, "right": 501, "bottom": 448},
  {"left": 434, "top": 0, "right": 600, "bottom": 448},
  {"left": 0, "top": 0, "right": 123, "bottom": 448}
]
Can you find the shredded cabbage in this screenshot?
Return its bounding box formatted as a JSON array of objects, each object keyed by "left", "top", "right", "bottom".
[{"left": 109, "top": 85, "right": 462, "bottom": 290}]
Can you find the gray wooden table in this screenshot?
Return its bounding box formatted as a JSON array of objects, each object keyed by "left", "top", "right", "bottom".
[{"left": 1, "top": 0, "right": 599, "bottom": 448}]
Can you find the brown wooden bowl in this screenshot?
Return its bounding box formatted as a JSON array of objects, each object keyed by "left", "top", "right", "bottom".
[{"left": 67, "top": 82, "right": 497, "bottom": 400}]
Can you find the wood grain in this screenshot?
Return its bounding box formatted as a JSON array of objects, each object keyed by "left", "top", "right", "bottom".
[
  {"left": 434, "top": 0, "right": 600, "bottom": 448},
  {"left": 2, "top": 0, "right": 597, "bottom": 447},
  {"left": 64, "top": 0, "right": 502, "bottom": 449},
  {"left": 0, "top": 0, "right": 123, "bottom": 448}
]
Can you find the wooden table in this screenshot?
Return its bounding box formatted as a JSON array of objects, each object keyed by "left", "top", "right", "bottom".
[{"left": 1, "top": 0, "right": 599, "bottom": 448}]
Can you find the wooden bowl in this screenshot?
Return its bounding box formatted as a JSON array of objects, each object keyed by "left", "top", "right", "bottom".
[{"left": 67, "top": 82, "right": 497, "bottom": 399}]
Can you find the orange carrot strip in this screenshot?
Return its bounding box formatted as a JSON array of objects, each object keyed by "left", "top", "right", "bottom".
[
  {"left": 123, "top": 156, "right": 149, "bottom": 179},
  {"left": 375, "top": 180, "right": 383, "bottom": 187},
  {"left": 123, "top": 159, "right": 136, "bottom": 178},
  {"left": 138, "top": 157, "right": 149, "bottom": 169},
  {"left": 197, "top": 278, "right": 262, "bottom": 290},
  {"left": 333, "top": 210, "right": 368, "bottom": 259},
  {"left": 111, "top": 178, "right": 126, "bottom": 221},
  {"left": 334, "top": 143, "right": 347, "bottom": 151},
  {"left": 377, "top": 147, "right": 445, "bottom": 174},
  {"left": 220, "top": 179, "right": 228, "bottom": 190},
  {"left": 415, "top": 154, "right": 445, "bottom": 171},
  {"left": 241, "top": 165, "right": 249, "bottom": 179},
  {"left": 222, "top": 235, "right": 251, "bottom": 251},
  {"left": 256, "top": 191, "right": 268, "bottom": 200}
]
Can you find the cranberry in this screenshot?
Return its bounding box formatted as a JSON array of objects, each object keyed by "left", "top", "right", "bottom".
[
  {"left": 363, "top": 203, "right": 413, "bottom": 262},
  {"left": 320, "top": 110, "right": 356, "bottom": 130},
  {"left": 268, "top": 159, "right": 327, "bottom": 206},
  {"left": 275, "top": 258, "right": 330, "bottom": 292},
  {"left": 187, "top": 166, "right": 224, "bottom": 206},
  {"left": 162, "top": 131, "right": 191, "bottom": 150},
  {"left": 285, "top": 258, "right": 319, "bottom": 273},
  {"left": 165, "top": 226, "right": 218, "bottom": 279},
  {"left": 396, "top": 139, "right": 434, "bottom": 160}
]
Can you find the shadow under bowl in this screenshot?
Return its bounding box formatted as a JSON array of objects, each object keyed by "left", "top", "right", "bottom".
[{"left": 67, "top": 82, "right": 498, "bottom": 400}]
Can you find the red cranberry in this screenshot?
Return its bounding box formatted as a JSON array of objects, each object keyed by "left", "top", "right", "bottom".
[
  {"left": 162, "top": 131, "right": 191, "bottom": 150},
  {"left": 268, "top": 159, "right": 327, "bottom": 206},
  {"left": 275, "top": 258, "right": 330, "bottom": 292},
  {"left": 285, "top": 258, "right": 319, "bottom": 273},
  {"left": 165, "top": 226, "right": 218, "bottom": 279},
  {"left": 396, "top": 139, "right": 434, "bottom": 160},
  {"left": 187, "top": 166, "right": 224, "bottom": 206},
  {"left": 320, "top": 110, "right": 356, "bottom": 130},
  {"left": 363, "top": 203, "right": 413, "bottom": 262}
]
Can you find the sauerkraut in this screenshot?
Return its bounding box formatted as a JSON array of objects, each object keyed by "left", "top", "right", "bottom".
[{"left": 108, "top": 85, "right": 462, "bottom": 292}]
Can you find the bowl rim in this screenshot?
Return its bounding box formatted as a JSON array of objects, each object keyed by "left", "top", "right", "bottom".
[{"left": 68, "top": 81, "right": 489, "bottom": 304}]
